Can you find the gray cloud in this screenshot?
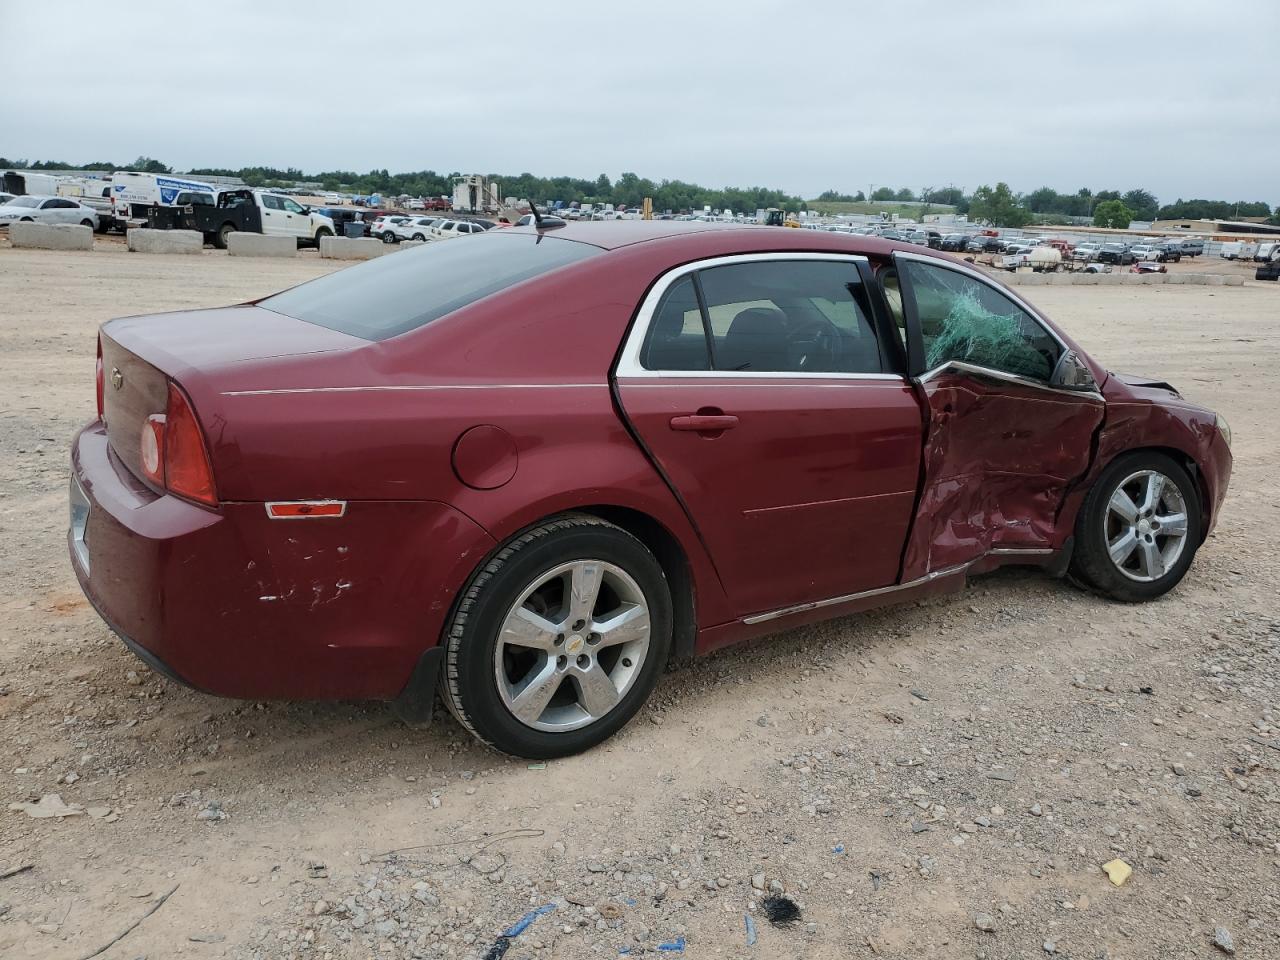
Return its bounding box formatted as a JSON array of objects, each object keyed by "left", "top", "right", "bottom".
[{"left": 3, "top": 0, "right": 1276, "bottom": 203}]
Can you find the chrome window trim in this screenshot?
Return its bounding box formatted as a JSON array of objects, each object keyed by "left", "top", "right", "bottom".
[
  {"left": 615, "top": 252, "right": 891, "bottom": 380},
  {"left": 741, "top": 547, "right": 1053, "bottom": 625}
]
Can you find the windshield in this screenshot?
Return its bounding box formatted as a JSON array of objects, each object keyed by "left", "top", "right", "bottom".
[
  {"left": 260, "top": 233, "right": 602, "bottom": 340},
  {"left": 4, "top": 196, "right": 41, "bottom": 208}
]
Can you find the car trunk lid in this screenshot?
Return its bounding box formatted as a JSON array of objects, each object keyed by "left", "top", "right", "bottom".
[{"left": 100, "top": 305, "right": 366, "bottom": 489}]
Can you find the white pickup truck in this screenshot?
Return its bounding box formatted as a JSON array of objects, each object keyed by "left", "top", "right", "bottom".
[{"left": 146, "top": 189, "right": 335, "bottom": 248}]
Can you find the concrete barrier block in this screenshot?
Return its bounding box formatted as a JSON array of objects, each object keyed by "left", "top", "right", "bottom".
[
  {"left": 1146, "top": 273, "right": 1167, "bottom": 284},
  {"left": 1075, "top": 272, "right": 1099, "bottom": 284},
  {"left": 396, "top": 240, "right": 426, "bottom": 250},
  {"left": 127, "top": 229, "right": 203, "bottom": 255},
  {"left": 9, "top": 222, "right": 94, "bottom": 250},
  {"left": 1164, "top": 273, "right": 1186, "bottom": 285},
  {"left": 1223, "top": 274, "right": 1244, "bottom": 286},
  {"left": 1182, "top": 273, "right": 1205, "bottom": 284},
  {"left": 1098, "top": 273, "right": 1124, "bottom": 285},
  {"left": 1019, "top": 273, "right": 1047, "bottom": 285},
  {"left": 227, "top": 233, "right": 296, "bottom": 258},
  {"left": 1203, "top": 274, "right": 1226, "bottom": 286},
  {"left": 319, "top": 236, "right": 388, "bottom": 260},
  {"left": 1048, "top": 272, "right": 1074, "bottom": 284}
]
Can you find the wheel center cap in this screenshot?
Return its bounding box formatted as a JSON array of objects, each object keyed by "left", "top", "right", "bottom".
[
  {"left": 566, "top": 634, "right": 584, "bottom": 655},
  {"left": 1138, "top": 519, "right": 1152, "bottom": 535}
]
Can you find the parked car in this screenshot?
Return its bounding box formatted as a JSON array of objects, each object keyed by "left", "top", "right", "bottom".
[
  {"left": 372, "top": 215, "right": 414, "bottom": 242},
  {"left": 515, "top": 213, "right": 569, "bottom": 228},
  {"left": 1152, "top": 242, "right": 1182, "bottom": 263},
  {"left": 0, "top": 192, "right": 13, "bottom": 205},
  {"left": 966, "top": 235, "right": 999, "bottom": 253},
  {"left": 939, "top": 234, "right": 968, "bottom": 252},
  {"left": 71, "top": 226, "right": 1233, "bottom": 758},
  {"left": 395, "top": 217, "right": 442, "bottom": 242},
  {"left": 70, "top": 227, "right": 1228, "bottom": 757},
  {"left": 430, "top": 219, "right": 488, "bottom": 239},
  {"left": 1097, "top": 243, "right": 1135, "bottom": 265},
  {"left": 0, "top": 195, "right": 99, "bottom": 229},
  {"left": 1176, "top": 238, "right": 1205, "bottom": 258},
  {"left": 1255, "top": 259, "right": 1280, "bottom": 281},
  {"left": 1253, "top": 242, "right": 1280, "bottom": 262},
  {"left": 1130, "top": 261, "right": 1167, "bottom": 274},
  {"left": 406, "top": 199, "right": 426, "bottom": 211}
]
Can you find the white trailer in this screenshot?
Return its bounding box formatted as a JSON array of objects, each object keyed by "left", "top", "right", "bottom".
[
  {"left": 111, "top": 171, "right": 221, "bottom": 227},
  {"left": 1, "top": 170, "right": 68, "bottom": 197}
]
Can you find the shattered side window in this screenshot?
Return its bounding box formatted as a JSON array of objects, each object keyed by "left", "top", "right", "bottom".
[{"left": 903, "top": 262, "right": 1061, "bottom": 381}]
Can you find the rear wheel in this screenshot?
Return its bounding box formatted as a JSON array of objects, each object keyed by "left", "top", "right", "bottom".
[
  {"left": 441, "top": 515, "right": 672, "bottom": 758},
  {"left": 1070, "top": 451, "right": 1201, "bottom": 602},
  {"left": 381, "top": 232, "right": 397, "bottom": 244},
  {"left": 80, "top": 219, "right": 95, "bottom": 229},
  {"left": 411, "top": 232, "right": 426, "bottom": 241},
  {"left": 215, "top": 223, "right": 235, "bottom": 249}
]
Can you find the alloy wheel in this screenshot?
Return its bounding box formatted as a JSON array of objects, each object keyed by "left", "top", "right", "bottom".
[
  {"left": 493, "top": 559, "right": 651, "bottom": 732},
  {"left": 1104, "top": 470, "right": 1190, "bottom": 582}
]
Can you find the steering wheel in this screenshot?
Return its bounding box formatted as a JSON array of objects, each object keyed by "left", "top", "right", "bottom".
[{"left": 788, "top": 320, "right": 842, "bottom": 370}]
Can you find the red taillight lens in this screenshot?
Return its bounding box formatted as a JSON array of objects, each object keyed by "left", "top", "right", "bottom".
[
  {"left": 163, "top": 382, "right": 217, "bottom": 506},
  {"left": 95, "top": 337, "right": 104, "bottom": 420}
]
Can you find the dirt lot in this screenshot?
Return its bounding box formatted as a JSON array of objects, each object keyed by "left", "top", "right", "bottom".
[{"left": 0, "top": 247, "right": 1277, "bottom": 960}]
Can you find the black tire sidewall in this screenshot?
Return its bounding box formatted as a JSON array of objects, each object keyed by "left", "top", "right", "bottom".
[
  {"left": 446, "top": 521, "right": 672, "bottom": 758},
  {"left": 1072, "top": 451, "right": 1202, "bottom": 602}
]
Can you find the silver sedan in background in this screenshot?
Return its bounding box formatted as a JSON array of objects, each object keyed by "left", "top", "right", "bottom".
[{"left": 0, "top": 195, "right": 100, "bottom": 229}]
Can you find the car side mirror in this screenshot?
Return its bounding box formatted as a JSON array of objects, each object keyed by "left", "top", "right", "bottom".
[{"left": 1050, "top": 350, "right": 1098, "bottom": 391}]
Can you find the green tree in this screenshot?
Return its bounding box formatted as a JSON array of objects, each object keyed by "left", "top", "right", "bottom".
[
  {"left": 968, "top": 183, "right": 1030, "bottom": 227},
  {"left": 129, "top": 156, "right": 171, "bottom": 173},
  {"left": 894, "top": 187, "right": 915, "bottom": 201},
  {"left": 870, "top": 186, "right": 896, "bottom": 201},
  {"left": 1093, "top": 199, "right": 1136, "bottom": 229},
  {"left": 1121, "top": 188, "right": 1158, "bottom": 221}
]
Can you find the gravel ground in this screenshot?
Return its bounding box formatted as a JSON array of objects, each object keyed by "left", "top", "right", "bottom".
[{"left": 0, "top": 246, "right": 1276, "bottom": 960}]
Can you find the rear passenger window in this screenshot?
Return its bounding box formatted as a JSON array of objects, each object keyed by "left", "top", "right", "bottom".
[
  {"left": 640, "top": 276, "right": 708, "bottom": 370},
  {"left": 697, "top": 260, "right": 883, "bottom": 373}
]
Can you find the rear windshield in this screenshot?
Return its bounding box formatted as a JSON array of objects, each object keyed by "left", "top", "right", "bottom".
[{"left": 259, "top": 233, "right": 601, "bottom": 340}]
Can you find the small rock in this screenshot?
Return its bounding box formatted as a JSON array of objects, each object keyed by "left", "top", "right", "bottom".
[
  {"left": 313, "top": 900, "right": 329, "bottom": 916},
  {"left": 1029, "top": 803, "right": 1043, "bottom": 817},
  {"left": 1172, "top": 763, "right": 1187, "bottom": 776},
  {"left": 1043, "top": 941, "right": 1057, "bottom": 954},
  {"left": 751, "top": 873, "right": 766, "bottom": 891},
  {"left": 974, "top": 913, "right": 997, "bottom": 932},
  {"left": 189, "top": 933, "right": 226, "bottom": 943},
  {"left": 1213, "top": 927, "right": 1235, "bottom": 955}
]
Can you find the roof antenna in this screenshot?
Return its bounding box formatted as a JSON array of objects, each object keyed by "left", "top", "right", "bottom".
[{"left": 530, "top": 201, "right": 545, "bottom": 229}]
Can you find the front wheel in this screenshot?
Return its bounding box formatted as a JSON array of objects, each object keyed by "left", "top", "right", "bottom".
[
  {"left": 314, "top": 227, "right": 332, "bottom": 247},
  {"left": 1070, "top": 451, "right": 1201, "bottom": 602},
  {"left": 441, "top": 515, "right": 672, "bottom": 758}
]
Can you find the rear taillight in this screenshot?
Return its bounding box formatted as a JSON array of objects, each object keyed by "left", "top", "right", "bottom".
[
  {"left": 95, "top": 337, "right": 104, "bottom": 419},
  {"left": 138, "top": 383, "right": 218, "bottom": 506}
]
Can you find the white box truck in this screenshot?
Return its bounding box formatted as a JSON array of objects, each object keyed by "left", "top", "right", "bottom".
[{"left": 111, "top": 172, "right": 221, "bottom": 228}]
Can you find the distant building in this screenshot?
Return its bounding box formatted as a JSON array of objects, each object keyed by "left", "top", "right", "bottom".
[{"left": 1150, "top": 218, "right": 1280, "bottom": 236}]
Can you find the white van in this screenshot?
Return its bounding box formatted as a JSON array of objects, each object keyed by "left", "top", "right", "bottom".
[
  {"left": 1253, "top": 242, "right": 1280, "bottom": 262},
  {"left": 111, "top": 171, "right": 221, "bottom": 226}
]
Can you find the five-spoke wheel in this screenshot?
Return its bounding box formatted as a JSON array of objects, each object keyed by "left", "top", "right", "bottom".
[
  {"left": 1072, "top": 451, "right": 1201, "bottom": 602},
  {"left": 440, "top": 515, "right": 671, "bottom": 758}
]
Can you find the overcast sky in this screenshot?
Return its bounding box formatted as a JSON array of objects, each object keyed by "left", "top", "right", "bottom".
[{"left": 5, "top": 1, "right": 1276, "bottom": 202}]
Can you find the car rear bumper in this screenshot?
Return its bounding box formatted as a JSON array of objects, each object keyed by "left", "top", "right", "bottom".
[{"left": 70, "top": 420, "right": 496, "bottom": 701}]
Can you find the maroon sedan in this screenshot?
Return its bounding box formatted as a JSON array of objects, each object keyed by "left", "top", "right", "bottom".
[{"left": 69, "top": 223, "right": 1232, "bottom": 757}]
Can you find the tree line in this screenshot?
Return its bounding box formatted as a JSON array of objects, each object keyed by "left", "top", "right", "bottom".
[{"left": 3, "top": 157, "right": 1273, "bottom": 225}]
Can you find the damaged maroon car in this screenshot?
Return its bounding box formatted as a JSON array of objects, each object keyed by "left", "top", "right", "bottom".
[{"left": 69, "top": 223, "right": 1232, "bottom": 757}]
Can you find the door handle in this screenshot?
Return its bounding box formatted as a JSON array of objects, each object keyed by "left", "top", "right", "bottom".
[{"left": 669, "top": 413, "right": 739, "bottom": 432}]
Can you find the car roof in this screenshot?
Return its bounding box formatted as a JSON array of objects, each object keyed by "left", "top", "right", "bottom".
[{"left": 500, "top": 221, "right": 910, "bottom": 257}]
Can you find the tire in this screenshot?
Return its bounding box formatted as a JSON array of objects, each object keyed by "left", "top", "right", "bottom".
[
  {"left": 215, "top": 223, "right": 235, "bottom": 249},
  {"left": 1070, "top": 451, "right": 1202, "bottom": 602},
  {"left": 80, "top": 219, "right": 95, "bottom": 229},
  {"left": 381, "top": 232, "right": 397, "bottom": 244},
  {"left": 314, "top": 227, "right": 332, "bottom": 247},
  {"left": 411, "top": 233, "right": 426, "bottom": 241},
  {"left": 441, "top": 514, "right": 672, "bottom": 759}
]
